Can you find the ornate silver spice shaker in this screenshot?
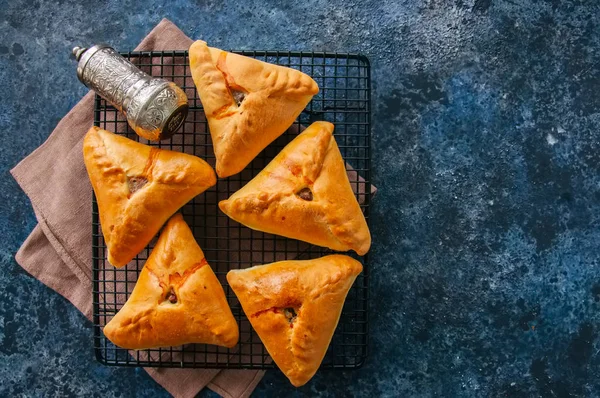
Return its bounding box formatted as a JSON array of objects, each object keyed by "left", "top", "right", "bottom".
[{"left": 72, "top": 44, "right": 188, "bottom": 141}]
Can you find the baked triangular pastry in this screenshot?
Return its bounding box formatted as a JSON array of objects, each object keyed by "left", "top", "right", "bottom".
[
  {"left": 83, "top": 126, "right": 216, "bottom": 267},
  {"left": 189, "top": 40, "right": 319, "bottom": 178},
  {"left": 227, "top": 255, "right": 362, "bottom": 386},
  {"left": 219, "top": 121, "right": 371, "bottom": 255},
  {"left": 104, "top": 213, "right": 239, "bottom": 349}
]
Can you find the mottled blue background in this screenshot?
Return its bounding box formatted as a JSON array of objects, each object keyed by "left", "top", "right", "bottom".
[{"left": 2, "top": 0, "right": 600, "bottom": 396}]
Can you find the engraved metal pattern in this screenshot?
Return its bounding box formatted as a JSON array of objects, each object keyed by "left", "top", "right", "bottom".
[
  {"left": 76, "top": 45, "right": 189, "bottom": 141},
  {"left": 81, "top": 48, "right": 142, "bottom": 111},
  {"left": 126, "top": 78, "right": 167, "bottom": 120},
  {"left": 138, "top": 86, "right": 179, "bottom": 131},
  {"left": 126, "top": 94, "right": 144, "bottom": 121},
  {"left": 131, "top": 83, "right": 188, "bottom": 139},
  {"left": 114, "top": 69, "right": 147, "bottom": 107}
]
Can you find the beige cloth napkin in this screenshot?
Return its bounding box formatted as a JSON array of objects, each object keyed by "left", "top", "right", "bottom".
[
  {"left": 11, "top": 18, "right": 375, "bottom": 398},
  {"left": 10, "top": 19, "right": 265, "bottom": 398}
]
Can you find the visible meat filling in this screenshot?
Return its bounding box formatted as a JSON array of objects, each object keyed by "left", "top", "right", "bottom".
[
  {"left": 127, "top": 176, "right": 148, "bottom": 194},
  {"left": 165, "top": 287, "right": 177, "bottom": 304},
  {"left": 231, "top": 89, "right": 246, "bottom": 107},
  {"left": 283, "top": 307, "right": 297, "bottom": 324},
  {"left": 296, "top": 187, "right": 313, "bottom": 201}
]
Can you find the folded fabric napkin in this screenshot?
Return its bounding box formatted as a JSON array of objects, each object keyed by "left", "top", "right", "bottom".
[
  {"left": 11, "top": 18, "right": 375, "bottom": 398},
  {"left": 11, "top": 19, "right": 265, "bottom": 398}
]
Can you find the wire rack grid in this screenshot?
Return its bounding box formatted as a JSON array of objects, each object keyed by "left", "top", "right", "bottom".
[{"left": 92, "top": 49, "right": 371, "bottom": 369}]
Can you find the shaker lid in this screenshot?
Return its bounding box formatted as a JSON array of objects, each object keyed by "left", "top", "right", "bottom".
[{"left": 160, "top": 104, "right": 189, "bottom": 140}]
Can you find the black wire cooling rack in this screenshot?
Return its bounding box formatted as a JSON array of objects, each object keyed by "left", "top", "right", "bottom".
[{"left": 92, "top": 50, "right": 371, "bottom": 369}]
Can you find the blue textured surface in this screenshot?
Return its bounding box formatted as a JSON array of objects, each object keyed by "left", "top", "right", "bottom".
[{"left": 2, "top": 0, "right": 600, "bottom": 396}]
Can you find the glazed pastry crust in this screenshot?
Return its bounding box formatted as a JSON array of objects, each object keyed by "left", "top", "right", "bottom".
[
  {"left": 227, "top": 255, "right": 363, "bottom": 387},
  {"left": 219, "top": 121, "right": 371, "bottom": 255},
  {"left": 189, "top": 40, "right": 319, "bottom": 178},
  {"left": 103, "top": 214, "right": 239, "bottom": 349},
  {"left": 83, "top": 126, "right": 216, "bottom": 267}
]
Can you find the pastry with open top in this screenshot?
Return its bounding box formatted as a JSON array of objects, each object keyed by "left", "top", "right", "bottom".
[
  {"left": 83, "top": 126, "right": 216, "bottom": 267},
  {"left": 189, "top": 40, "right": 319, "bottom": 178},
  {"left": 103, "top": 213, "right": 239, "bottom": 349},
  {"left": 227, "top": 254, "right": 363, "bottom": 386},
  {"left": 219, "top": 121, "right": 371, "bottom": 255}
]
